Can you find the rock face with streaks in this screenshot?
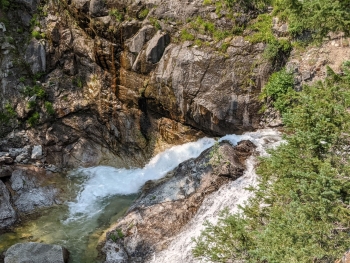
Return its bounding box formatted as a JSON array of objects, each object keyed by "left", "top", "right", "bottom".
[
  {"left": 101, "top": 140, "right": 256, "bottom": 262},
  {"left": 0, "top": 0, "right": 270, "bottom": 171}
]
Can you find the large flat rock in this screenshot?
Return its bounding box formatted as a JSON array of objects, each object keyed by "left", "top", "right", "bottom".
[{"left": 4, "top": 242, "right": 69, "bottom": 263}]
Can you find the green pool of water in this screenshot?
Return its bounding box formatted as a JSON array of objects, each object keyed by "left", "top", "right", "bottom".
[{"left": 0, "top": 174, "right": 136, "bottom": 263}]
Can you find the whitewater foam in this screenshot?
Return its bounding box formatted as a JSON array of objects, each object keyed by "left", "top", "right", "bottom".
[
  {"left": 66, "top": 130, "right": 282, "bottom": 222},
  {"left": 148, "top": 129, "right": 282, "bottom": 263}
]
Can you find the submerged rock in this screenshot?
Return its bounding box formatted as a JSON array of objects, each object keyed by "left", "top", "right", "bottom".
[
  {"left": 101, "top": 140, "right": 256, "bottom": 263},
  {"left": 4, "top": 242, "right": 69, "bottom": 263}
]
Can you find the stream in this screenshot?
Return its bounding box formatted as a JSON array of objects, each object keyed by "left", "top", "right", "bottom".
[{"left": 0, "top": 130, "right": 281, "bottom": 262}]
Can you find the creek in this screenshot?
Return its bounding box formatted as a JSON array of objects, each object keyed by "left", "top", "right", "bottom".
[{"left": 0, "top": 129, "right": 281, "bottom": 262}]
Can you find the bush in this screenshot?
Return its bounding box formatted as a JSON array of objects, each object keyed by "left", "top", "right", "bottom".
[
  {"left": 31, "top": 30, "right": 45, "bottom": 40},
  {"left": 138, "top": 8, "right": 149, "bottom": 20},
  {"left": 109, "top": 9, "right": 123, "bottom": 22},
  {"left": 0, "top": 103, "right": 17, "bottom": 124},
  {"left": 27, "top": 112, "right": 40, "bottom": 127},
  {"left": 24, "top": 85, "right": 46, "bottom": 99},
  {"left": 0, "top": 0, "right": 9, "bottom": 10},
  {"left": 274, "top": 0, "right": 350, "bottom": 40},
  {"left": 44, "top": 101, "right": 55, "bottom": 115},
  {"left": 149, "top": 18, "right": 161, "bottom": 30},
  {"left": 260, "top": 68, "right": 295, "bottom": 113},
  {"left": 180, "top": 29, "right": 195, "bottom": 41},
  {"left": 193, "top": 63, "right": 350, "bottom": 262}
]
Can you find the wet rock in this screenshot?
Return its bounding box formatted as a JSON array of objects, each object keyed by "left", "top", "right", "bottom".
[
  {"left": 0, "top": 180, "right": 17, "bottom": 229},
  {"left": 102, "top": 140, "right": 256, "bottom": 262},
  {"left": 4, "top": 242, "right": 69, "bottom": 263}
]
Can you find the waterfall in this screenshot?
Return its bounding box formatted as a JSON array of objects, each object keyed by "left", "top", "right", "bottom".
[
  {"left": 147, "top": 129, "right": 282, "bottom": 263},
  {"left": 66, "top": 129, "right": 282, "bottom": 224}
]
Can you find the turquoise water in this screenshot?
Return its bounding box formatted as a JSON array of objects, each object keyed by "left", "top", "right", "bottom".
[{"left": 0, "top": 173, "right": 136, "bottom": 263}]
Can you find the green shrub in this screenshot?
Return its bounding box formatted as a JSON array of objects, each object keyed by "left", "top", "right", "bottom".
[
  {"left": 150, "top": 18, "right": 161, "bottom": 30},
  {"left": 31, "top": 30, "right": 42, "bottom": 39},
  {"left": 0, "top": 0, "right": 9, "bottom": 10},
  {"left": 109, "top": 9, "right": 123, "bottom": 22},
  {"left": 24, "top": 85, "right": 46, "bottom": 99},
  {"left": 180, "top": 29, "right": 195, "bottom": 41},
  {"left": 246, "top": 14, "right": 274, "bottom": 44},
  {"left": 219, "top": 42, "right": 230, "bottom": 53},
  {"left": 194, "top": 39, "right": 203, "bottom": 47},
  {"left": 27, "top": 100, "right": 36, "bottom": 109},
  {"left": 44, "top": 101, "right": 55, "bottom": 115},
  {"left": 138, "top": 8, "right": 149, "bottom": 20},
  {"left": 116, "top": 229, "right": 124, "bottom": 239},
  {"left": 260, "top": 68, "right": 295, "bottom": 113},
  {"left": 193, "top": 63, "right": 350, "bottom": 263},
  {"left": 0, "top": 103, "right": 17, "bottom": 124},
  {"left": 27, "top": 112, "right": 40, "bottom": 127},
  {"left": 203, "top": 0, "right": 212, "bottom": 5},
  {"left": 274, "top": 0, "right": 350, "bottom": 40}
]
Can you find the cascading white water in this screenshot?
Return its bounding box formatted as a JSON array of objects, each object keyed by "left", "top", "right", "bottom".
[
  {"left": 147, "top": 129, "right": 282, "bottom": 263},
  {"left": 66, "top": 137, "right": 215, "bottom": 221},
  {"left": 66, "top": 130, "right": 281, "bottom": 222},
  {"left": 0, "top": 129, "right": 282, "bottom": 263}
]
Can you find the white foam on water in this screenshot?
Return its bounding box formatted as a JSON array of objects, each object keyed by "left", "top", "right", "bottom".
[
  {"left": 65, "top": 129, "right": 282, "bottom": 224},
  {"left": 148, "top": 129, "right": 282, "bottom": 263},
  {"left": 66, "top": 137, "right": 216, "bottom": 221}
]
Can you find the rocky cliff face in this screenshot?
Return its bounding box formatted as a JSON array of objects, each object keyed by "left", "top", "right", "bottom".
[{"left": 0, "top": 0, "right": 271, "bottom": 171}]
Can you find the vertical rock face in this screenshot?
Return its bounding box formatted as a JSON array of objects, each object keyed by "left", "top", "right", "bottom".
[
  {"left": 0, "top": 180, "right": 17, "bottom": 229},
  {"left": 0, "top": 0, "right": 271, "bottom": 170},
  {"left": 25, "top": 40, "right": 46, "bottom": 74}
]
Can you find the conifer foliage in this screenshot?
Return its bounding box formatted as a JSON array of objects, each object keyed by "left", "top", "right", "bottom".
[{"left": 193, "top": 63, "right": 350, "bottom": 262}]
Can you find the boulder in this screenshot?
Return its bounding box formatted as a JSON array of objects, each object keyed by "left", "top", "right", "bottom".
[
  {"left": 0, "top": 180, "right": 17, "bottom": 229},
  {"left": 31, "top": 145, "right": 43, "bottom": 160},
  {"left": 10, "top": 169, "right": 57, "bottom": 214},
  {"left": 4, "top": 242, "right": 69, "bottom": 263},
  {"left": 89, "top": 0, "right": 106, "bottom": 17}
]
